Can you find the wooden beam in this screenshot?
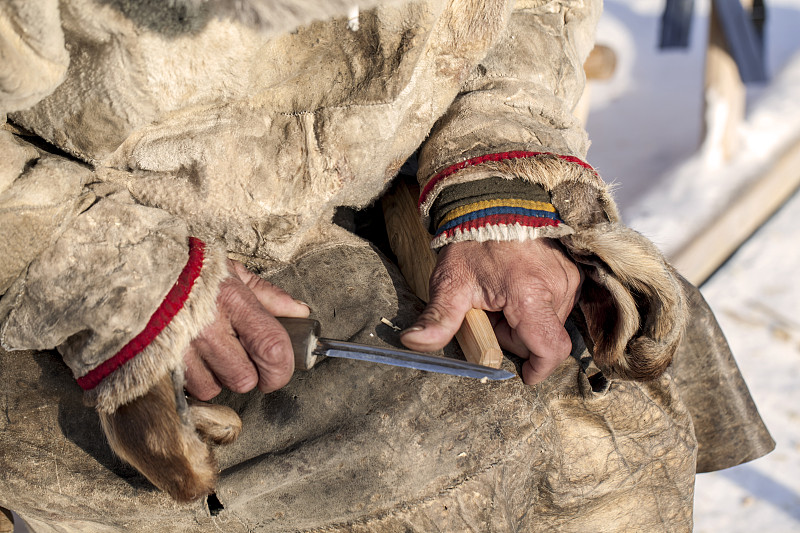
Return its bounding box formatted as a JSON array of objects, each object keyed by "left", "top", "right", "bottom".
[{"left": 670, "top": 137, "right": 800, "bottom": 285}]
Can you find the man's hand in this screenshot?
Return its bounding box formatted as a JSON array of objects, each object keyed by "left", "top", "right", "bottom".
[
  {"left": 400, "top": 239, "right": 581, "bottom": 385},
  {"left": 183, "top": 260, "right": 310, "bottom": 400}
]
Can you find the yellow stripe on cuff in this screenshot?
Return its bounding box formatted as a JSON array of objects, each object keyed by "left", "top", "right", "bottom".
[{"left": 438, "top": 199, "right": 556, "bottom": 226}]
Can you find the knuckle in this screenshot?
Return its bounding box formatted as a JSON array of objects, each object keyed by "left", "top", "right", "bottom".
[
  {"left": 481, "top": 286, "right": 507, "bottom": 311},
  {"left": 430, "top": 259, "right": 472, "bottom": 296},
  {"left": 216, "top": 277, "right": 248, "bottom": 311},
  {"left": 251, "top": 329, "right": 291, "bottom": 364},
  {"left": 515, "top": 286, "right": 554, "bottom": 313},
  {"left": 250, "top": 330, "right": 295, "bottom": 387},
  {"left": 226, "top": 370, "right": 258, "bottom": 393}
]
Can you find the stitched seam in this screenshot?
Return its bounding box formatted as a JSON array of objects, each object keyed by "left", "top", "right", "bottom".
[{"left": 76, "top": 237, "right": 206, "bottom": 390}]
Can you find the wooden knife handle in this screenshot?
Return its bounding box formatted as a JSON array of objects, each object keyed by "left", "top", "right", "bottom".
[
  {"left": 277, "top": 316, "right": 321, "bottom": 371},
  {"left": 381, "top": 178, "right": 503, "bottom": 369}
]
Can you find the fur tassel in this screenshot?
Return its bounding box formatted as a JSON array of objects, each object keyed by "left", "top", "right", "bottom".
[
  {"left": 189, "top": 397, "right": 243, "bottom": 445},
  {"left": 99, "top": 375, "right": 219, "bottom": 502},
  {"left": 99, "top": 374, "right": 242, "bottom": 502}
]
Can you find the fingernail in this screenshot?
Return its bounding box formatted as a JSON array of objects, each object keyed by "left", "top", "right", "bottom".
[
  {"left": 294, "top": 299, "right": 310, "bottom": 308},
  {"left": 400, "top": 325, "right": 424, "bottom": 335}
]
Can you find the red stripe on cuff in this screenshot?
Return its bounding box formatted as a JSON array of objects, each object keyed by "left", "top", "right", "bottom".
[
  {"left": 437, "top": 213, "right": 561, "bottom": 240},
  {"left": 77, "top": 237, "right": 206, "bottom": 391},
  {"left": 418, "top": 151, "right": 597, "bottom": 209}
]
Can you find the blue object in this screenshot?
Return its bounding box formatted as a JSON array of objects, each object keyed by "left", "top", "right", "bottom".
[
  {"left": 660, "top": 0, "right": 695, "bottom": 48},
  {"left": 712, "top": 0, "right": 768, "bottom": 82},
  {"left": 659, "top": 0, "right": 768, "bottom": 83}
]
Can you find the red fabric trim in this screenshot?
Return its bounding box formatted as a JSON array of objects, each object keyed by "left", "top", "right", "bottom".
[
  {"left": 418, "top": 151, "right": 597, "bottom": 208},
  {"left": 437, "top": 213, "right": 561, "bottom": 239},
  {"left": 77, "top": 237, "right": 206, "bottom": 391}
]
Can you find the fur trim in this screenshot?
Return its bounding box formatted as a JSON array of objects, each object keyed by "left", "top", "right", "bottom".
[
  {"left": 430, "top": 220, "right": 573, "bottom": 248},
  {"left": 87, "top": 241, "right": 228, "bottom": 414},
  {"left": 188, "top": 397, "right": 243, "bottom": 445},
  {"left": 480, "top": 156, "right": 620, "bottom": 223},
  {"left": 418, "top": 152, "right": 615, "bottom": 223},
  {"left": 563, "top": 224, "right": 687, "bottom": 381}
]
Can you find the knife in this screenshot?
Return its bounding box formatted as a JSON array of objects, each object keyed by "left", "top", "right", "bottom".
[{"left": 278, "top": 317, "right": 515, "bottom": 381}]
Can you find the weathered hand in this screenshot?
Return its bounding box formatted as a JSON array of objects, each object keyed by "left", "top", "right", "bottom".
[
  {"left": 183, "top": 260, "right": 310, "bottom": 400},
  {"left": 400, "top": 239, "right": 581, "bottom": 384}
]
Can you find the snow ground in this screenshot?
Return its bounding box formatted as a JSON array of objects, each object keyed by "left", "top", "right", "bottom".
[{"left": 586, "top": 1, "right": 800, "bottom": 531}]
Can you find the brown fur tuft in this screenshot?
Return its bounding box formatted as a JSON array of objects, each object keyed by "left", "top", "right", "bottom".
[
  {"left": 188, "top": 398, "right": 242, "bottom": 445},
  {"left": 99, "top": 374, "right": 222, "bottom": 503}
]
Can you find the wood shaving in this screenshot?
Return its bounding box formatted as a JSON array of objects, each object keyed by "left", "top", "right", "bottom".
[{"left": 380, "top": 317, "right": 402, "bottom": 331}]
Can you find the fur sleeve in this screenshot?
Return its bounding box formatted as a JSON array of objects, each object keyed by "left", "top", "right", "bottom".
[
  {"left": 416, "top": 0, "right": 686, "bottom": 380},
  {"left": 0, "top": 187, "right": 227, "bottom": 412}
]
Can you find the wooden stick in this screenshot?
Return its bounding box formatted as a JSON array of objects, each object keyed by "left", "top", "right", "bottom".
[{"left": 381, "top": 178, "right": 503, "bottom": 368}]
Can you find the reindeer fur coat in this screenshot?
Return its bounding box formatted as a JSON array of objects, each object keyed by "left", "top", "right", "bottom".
[
  {"left": 0, "top": 0, "right": 685, "bottom": 411},
  {"left": 0, "top": 0, "right": 774, "bottom": 529}
]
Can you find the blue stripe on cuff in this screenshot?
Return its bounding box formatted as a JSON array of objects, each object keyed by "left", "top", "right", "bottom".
[{"left": 437, "top": 206, "right": 562, "bottom": 233}]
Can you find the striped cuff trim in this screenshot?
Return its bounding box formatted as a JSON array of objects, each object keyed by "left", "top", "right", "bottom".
[
  {"left": 435, "top": 211, "right": 563, "bottom": 240},
  {"left": 437, "top": 207, "right": 562, "bottom": 236},
  {"left": 76, "top": 237, "right": 206, "bottom": 391},
  {"left": 438, "top": 199, "right": 557, "bottom": 228},
  {"left": 419, "top": 151, "right": 597, "bottom": 211}
]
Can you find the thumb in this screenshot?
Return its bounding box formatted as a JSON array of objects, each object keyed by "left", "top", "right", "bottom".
[{"left": 400, "top": 284, "right": 473, "bottom": 352}]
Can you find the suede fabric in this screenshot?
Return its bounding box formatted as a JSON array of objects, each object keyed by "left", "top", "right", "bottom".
[
  {"left": 0, "top": 0, "right": 69, "bottom": 117},
  {"left": 669, "top": 276, "right": 774, "bottom": 473},
  {"left": 0, "top": 232, "right": 773, "bottom": 532},
  {"left": 0, "top": 132, "right": 93, "bottom": 295}
]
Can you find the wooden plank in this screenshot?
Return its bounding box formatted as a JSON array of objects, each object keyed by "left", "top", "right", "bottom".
[{"left": 670, "top": 137, "right": 800, "bottom": 285}]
